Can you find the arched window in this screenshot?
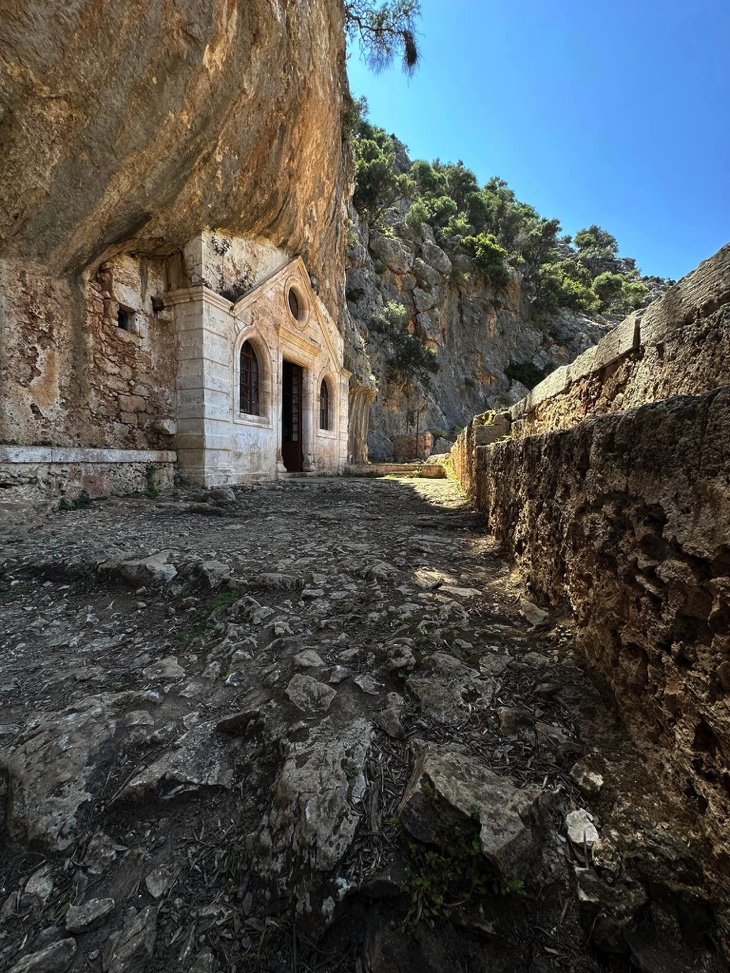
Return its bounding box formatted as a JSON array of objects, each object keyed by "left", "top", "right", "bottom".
[
  {"left": 319, "top": 379, "right": 330, "bottom": 430},
  {"left": 240, "top": 341, "right": 260, "bottom": 415}
]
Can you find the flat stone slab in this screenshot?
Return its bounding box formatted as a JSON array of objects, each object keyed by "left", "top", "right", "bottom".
[{"left": 8, "top": 939, "right": 76, "bottom": 973}]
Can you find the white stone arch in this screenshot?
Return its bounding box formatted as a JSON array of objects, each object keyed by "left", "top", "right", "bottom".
[{"left": 233, "top": 325, "right": 274, "bottom": 423}]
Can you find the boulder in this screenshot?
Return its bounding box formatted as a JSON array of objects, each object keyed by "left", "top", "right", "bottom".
[
  {"left": 109, "top": 551, "right": 178, "bottom": 587},
  {"left": 369, "top": 233, "right": 413, "bottom": 274},
  {"left": 421, "top": 241, "right": 452, "bottom": 275},
  {"left": 1, "top": 695, "right": 118, "bottom": 849},
  {"left": 118, "top": 722, "right": 238, "bottom": 801},
  {"left": 251, "top": 717, "right": 372, "bottom": 876},
  {"left": 407, "top": 653, "right": 485, "bottom": 724},
  {"left": 103, "top": 906, "right": 157, "bottom": 973},
  {"left": 285, "top": 674, "right": 337, "bottom": 714},
  {"left": 399, "top": 749, "right": 541, "bottom": 880}
]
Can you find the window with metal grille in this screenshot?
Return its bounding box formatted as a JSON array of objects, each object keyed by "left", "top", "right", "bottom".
[
  {"left": 240, "top": 341, "right": 260, "bottom": 415},
  {"left": 319, "top": 379, "right": 330, "bottom": 430}
]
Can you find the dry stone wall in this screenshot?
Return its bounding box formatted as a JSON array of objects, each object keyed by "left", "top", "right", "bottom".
[
  {"left": 470, "top": 389, "right": 730, "bottom": 922},
  {"left": 451, "top": 242, "right": 730, "bottom": 931}
]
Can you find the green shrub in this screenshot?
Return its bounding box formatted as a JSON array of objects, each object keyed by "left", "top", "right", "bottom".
[
  {"left": 146, "top": 465, "right": 159, "bottom": 499},
  {"left": 428, "top": 195, "right": 458, "bottom": 228},
  {"left": 352, "top": 123, "right": 411, "bottom": 223},
  {"left": 410, "top": 159, "right": 446, "bottom": 197},
  {"left": 461, "top": 234, "right": 511, "bottom": 289},
  {"left": 371, "top": 300, "right": 409, "bottom": 332},
  {"left": 59, "top": 489, "right": 92, "bottom": 512},
  {"left": 574, "top": 224, "right": 619, "bottom": 258},
  {"left": 621, "top": 279, "right": 649, "bottom": 310},
  {"left": 441, "top": 211, "right": 471, "bottom": 242},
  {"left": 387, "top": 332, "right": 439, "bottom": 390},
  {"left": 505, "top": 360, "right": 546, "bottom": 390},
  {"left": 534, "top": 260, "right": 599, "bottom": 314},
  {"left": 405, "top": 198, "right": 431, "bottom": 235},
  {"left": 593, "top": 271, "right": 649, "bottom": 314}
]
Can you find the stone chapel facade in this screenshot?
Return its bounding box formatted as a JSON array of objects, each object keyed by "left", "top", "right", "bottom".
[{"left": 0, "top": 232, "right": 350, "bottom": 497}]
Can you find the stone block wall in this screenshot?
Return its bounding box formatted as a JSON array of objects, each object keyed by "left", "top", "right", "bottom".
[
  {"left": 510, "top": 243, "right": 730, "bottom": 438},
  {"left": 451, "top": 410, "right": 511, "bottom": 498},
  {"left": 451, "top": 243, "right": 730, "bottom": 928}
]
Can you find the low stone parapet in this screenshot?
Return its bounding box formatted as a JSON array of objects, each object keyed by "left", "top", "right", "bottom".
[
  {"left": 0, "top": 447, "right": 177, "bottom": 500},
  {"left": 509, "top": 242, "right": 730, "bottom": 438}
]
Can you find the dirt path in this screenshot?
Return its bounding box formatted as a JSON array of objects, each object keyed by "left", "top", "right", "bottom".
[{"left": 0, "top": 478, "right": 721, "bottom": 973}]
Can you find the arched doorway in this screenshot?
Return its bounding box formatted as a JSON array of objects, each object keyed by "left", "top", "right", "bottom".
[{"left": 281, "top": 360, "right": 304, "bottom": 472}]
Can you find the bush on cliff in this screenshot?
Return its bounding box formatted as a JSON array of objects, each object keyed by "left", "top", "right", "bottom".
[
  {"left": 350, "top": 105, "right": 662, "bottom": 316},
  {"left": 372, "top": 301, "right": 439, "bottom": 392},
  {"left": 461, "top": 234, "right": 511, "bottom": 289}
]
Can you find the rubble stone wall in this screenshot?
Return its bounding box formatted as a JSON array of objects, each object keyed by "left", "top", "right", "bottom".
[
  {"left": 470, "top": 388, "right": 730, "bottom": 899},
  {"left": 450, "top": 245, "right": 730, "bottom": 920},
  {"left": 0, "top": 254, "right": 177, "bottom": 450}
]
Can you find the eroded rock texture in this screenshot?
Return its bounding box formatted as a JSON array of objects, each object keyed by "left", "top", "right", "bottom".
[
  {"left": 345, "top": 203, "right": 611, "bottom": 462},
  {"left": 0, "top": 0, "right": 351, "bottom": 310}
]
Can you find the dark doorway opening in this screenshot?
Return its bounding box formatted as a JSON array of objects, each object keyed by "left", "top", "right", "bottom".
[{"left": 282, "top": 360, "right": 304, "bottom": 472}]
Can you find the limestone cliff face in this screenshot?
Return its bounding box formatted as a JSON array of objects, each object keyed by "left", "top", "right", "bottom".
[
  {"left": 345, "top": 211, "right": 612, "bottom": 461},
  {"left": 0, "top": 0, "right": 351, "bottom": 317}
]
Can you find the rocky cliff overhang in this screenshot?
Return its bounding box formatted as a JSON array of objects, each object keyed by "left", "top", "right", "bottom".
[{"left": 0, "top": 0, "right": 351, "bottom": 316}]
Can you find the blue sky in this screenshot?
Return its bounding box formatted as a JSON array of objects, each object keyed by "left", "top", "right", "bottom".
[{"left": 347, "top": 0, "right": 730, "bottom": 281}]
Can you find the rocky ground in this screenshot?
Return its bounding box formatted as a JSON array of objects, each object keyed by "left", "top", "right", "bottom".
[{"left": 0, "top": 477, "right": 724, "bottom": 973}]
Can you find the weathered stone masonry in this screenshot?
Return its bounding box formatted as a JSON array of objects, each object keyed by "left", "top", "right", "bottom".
[
  {"left": 0, "top": 0, "right": 353, "bottom": 496},
  {"left": 452, "top": 242, "right": 730, "bottom": 932}
]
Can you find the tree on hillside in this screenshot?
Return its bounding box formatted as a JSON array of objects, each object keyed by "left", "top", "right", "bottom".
[
  {"left": 345, "top": 1, "right": 421, "bottom": 74},
  {"left": 574, "top": 225, "right": 619, "bottom": 259}
]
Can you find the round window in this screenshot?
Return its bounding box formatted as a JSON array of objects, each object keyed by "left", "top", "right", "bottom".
[{"left": 288, "top": 288, "right": 301, "bottom": 320}]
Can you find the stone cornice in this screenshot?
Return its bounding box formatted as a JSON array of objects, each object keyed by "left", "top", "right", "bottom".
[{"left": 0, "top": 447, "right": 177, "bottom": 464}]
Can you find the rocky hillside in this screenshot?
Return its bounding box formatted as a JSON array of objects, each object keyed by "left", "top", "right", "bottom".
[{"left": 343, "top": 122, "right": 671, "bottom": 461}]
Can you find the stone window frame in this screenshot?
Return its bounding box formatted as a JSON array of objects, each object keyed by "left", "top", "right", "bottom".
[
  {"left": 233, "top": 330, "right": 273, "bottom": 427},
  {"left": 240, "top": 341, "right": 260, "bottom": 416},
  {"left": 285, "top": 280, "right": 310, "bottom": 330},
  {"left": 319, "top": 377, "right": 331, "bottom": 431},
  {"left": 112, "top": 302, "right": 142, "bottom": 338},
  {"left": 316, "top": 370, "right": 337, "bottom": 439}
]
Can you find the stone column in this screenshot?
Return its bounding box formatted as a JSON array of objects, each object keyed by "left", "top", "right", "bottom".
[
  {"left": 170, "top": 288, "right": 234, "bottom": 487},
  {"left": 348, "top": 380, "right": 376, "bottom": 464}
]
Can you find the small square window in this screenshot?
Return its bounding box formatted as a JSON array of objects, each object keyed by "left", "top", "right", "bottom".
[{"left": 117, "top": 307, "right": 134, "bottom": 332}]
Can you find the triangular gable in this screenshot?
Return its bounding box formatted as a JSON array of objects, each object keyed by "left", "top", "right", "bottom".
[{"left": 231, "top": 257, "right": 344, "bottom": 370}]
